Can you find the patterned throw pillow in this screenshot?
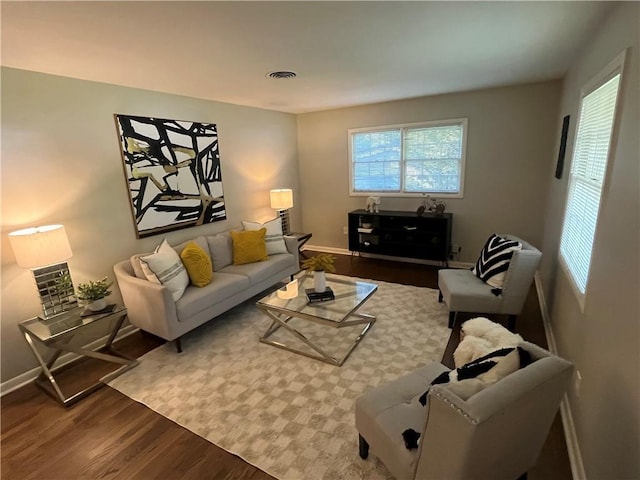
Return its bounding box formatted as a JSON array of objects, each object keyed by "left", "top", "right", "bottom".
[
  {"left": 472, "top": 234, "right": 522, "bottom": 291},
  {"left": 180, "top": 241, "right": 213, "bottom": 287},
  {"left": 230, "top": 228, "right": 269, "bottom": 265},
  {"left": 139, "top": 239, "right": 190, "bottom": 301},
  {"left": 242, "top": 218, "right": 288, "bottom": 255}
]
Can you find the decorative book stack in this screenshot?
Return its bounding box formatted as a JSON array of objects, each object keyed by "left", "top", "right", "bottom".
[{"left": 305, "top": 287, "right": 335, "bottom": 304}]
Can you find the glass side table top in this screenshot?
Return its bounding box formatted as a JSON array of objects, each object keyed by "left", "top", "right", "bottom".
[
  {"left": 257, "top": 274, "right": 378, "bottom": 324},
  {"left": 19, "top": 304, "right": 126, "bottom": 343}
]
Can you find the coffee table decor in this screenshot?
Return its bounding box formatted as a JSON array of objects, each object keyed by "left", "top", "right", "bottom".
[{"left": 257, "top": 274, "right": 378, "bottom": 366}]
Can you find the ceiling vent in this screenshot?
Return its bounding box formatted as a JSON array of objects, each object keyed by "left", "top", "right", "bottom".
[{"left": 266, "top": 71, "right": 297, "bottom": 79}]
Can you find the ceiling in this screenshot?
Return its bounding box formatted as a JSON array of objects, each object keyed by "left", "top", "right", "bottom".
[{"left": 1, "top": 1, "right": 613, "bottom": 114}]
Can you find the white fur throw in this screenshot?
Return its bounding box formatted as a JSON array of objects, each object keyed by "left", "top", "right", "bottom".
[{"left": 454, "top": 317, "right": 523, "bottom": 368}]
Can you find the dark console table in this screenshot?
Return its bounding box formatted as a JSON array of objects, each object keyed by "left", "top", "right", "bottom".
[{"left": 348, "top": 209, "right": 452, "bottom": 264}]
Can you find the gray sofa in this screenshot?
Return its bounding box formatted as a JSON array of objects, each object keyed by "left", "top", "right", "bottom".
[{"left": 113, "top": 230, "right": 299, "bottom": 352}]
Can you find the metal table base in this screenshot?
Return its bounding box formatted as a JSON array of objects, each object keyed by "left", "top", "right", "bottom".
[
  {"left": 258, "top": 308, "right": 376, "bottom": 366},
  {"left": 20, "top": 310, "right": 138, "bottom": 407}
]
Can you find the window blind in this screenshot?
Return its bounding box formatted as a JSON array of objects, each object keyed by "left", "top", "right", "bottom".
[{"left": 559, "top": 73, "right": 621, "bottom": 295}]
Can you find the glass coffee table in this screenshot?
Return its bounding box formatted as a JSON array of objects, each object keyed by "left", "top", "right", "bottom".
[{"left": 256, "top": 274, "right": 378, "bottom": 366}]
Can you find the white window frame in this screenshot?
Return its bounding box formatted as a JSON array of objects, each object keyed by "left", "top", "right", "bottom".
[
  {"left": 558, "top": 50, "right": 626, "bottom": 310},
  {"left": 348, "top": 118, "right": 468, "bottom": 198}
]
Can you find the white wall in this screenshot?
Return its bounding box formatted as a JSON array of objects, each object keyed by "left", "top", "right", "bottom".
[
  {"left": 1, "top": 68, "right": 299, "bottom": 383},
  {"left": 297, "top": 81, "right": 561, "bottom": 262},
  {"left": 539, "top": 3, "right": 639, "bottom": 479}
]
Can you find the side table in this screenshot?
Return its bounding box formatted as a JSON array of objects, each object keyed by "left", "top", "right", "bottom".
[
  {"left": 18, "top": 304, "right": 138, "bottom": 407},
  {"left": 288, "top": 232, "right": 312, "bottom": 258}
]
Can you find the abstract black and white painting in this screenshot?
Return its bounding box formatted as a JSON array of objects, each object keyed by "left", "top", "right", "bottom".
[{"left": 115, "top": 114, "right": 226, "bottom": 238}]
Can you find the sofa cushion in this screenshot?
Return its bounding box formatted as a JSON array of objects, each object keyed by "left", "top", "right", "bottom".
[
  {"left": 206, "top": 232, "right": 233, "bottom": 270},
  {"left": 221, "top": 253, "right": 295, "bottom": 285},
  {"left": 242, "top": 217, "right": 288, "bottom": 255},
  {"left": 180, "top": 241, "right": 213, "bottom": 287},
  {"left": 139, "top": 239, "right": 189, "bottom": 301},
  {"left": 230, "top": 229, "right": 268, "bottom": 265},
  {"left": 175, "top": 272, "right": 250, "bottom": 321},
  {"left": 173, "top": 235, "right": 209, "bottom": 257},
  {"left": 471, "top": 233, "right": 522, "bottom": 291}
]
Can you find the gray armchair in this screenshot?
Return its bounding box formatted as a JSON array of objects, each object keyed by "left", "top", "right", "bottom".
[
  {"left": 355, "top": 342, "right": 573, "bottom": 480},
  {"left": 438, "top": 234, "right": 542, "bottom": 331}
]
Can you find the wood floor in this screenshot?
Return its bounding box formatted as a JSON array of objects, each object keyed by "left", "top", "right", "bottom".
[{"left": 1, "top": 252, "right": 572, "bottom": 479}]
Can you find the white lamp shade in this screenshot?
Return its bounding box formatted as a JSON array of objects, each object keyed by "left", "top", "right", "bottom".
[
  {"left": 270, "top": 189, "right": 293, "bottom": 210},
  {"left": 8, "top": 224, "right": 73, "bottom": 268}
]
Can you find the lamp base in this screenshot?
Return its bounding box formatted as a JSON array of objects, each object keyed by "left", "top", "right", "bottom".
[
  {"left": 32, "top": 262, "right": 78, "bottom": 319},
  {"left": 278, "top": 209, "right": 291, "bottom": 235}
]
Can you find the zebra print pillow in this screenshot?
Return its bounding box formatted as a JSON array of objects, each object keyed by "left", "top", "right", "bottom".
[{"left": 472, "top": 234, "right": 522, "bottom": 292}]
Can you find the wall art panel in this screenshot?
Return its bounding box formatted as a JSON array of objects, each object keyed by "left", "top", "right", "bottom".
[{"left": 115, "top": 114, "right": 226, "bottom": 238}]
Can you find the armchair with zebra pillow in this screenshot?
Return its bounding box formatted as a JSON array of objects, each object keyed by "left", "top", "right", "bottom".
[{"left": 437, "top": 233, "right": 542, "bottom": 331}]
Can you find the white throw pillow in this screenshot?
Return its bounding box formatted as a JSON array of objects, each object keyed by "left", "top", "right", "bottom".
[
  {"left": 139, "top": 239, "right": 189, "bottom": 301},
  {"left": 242, "top": 218, "right": 288, "bottom": 255}
]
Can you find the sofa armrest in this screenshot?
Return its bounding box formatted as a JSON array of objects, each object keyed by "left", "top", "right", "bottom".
[
  {"left": 113, "top": 260, "right": 178, "bottom": 340},
  {"left": 283, "top": 235, "right": 300, "bottom": 265}
]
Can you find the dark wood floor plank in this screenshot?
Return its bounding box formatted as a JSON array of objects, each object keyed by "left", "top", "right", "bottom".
[{"left": 1, "top": 252, "right": 571, "bottom": 480}]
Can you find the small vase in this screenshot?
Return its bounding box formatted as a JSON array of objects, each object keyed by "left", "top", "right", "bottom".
[
  {"left": 88, "top": 298, "right": 107, "bottom": 312},
  {"left": 314, "top": 270, "right": 327, "bottom": 293}
]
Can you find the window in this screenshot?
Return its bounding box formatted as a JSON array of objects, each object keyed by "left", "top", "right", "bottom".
[
  {"left": 349, "top": 119, "right": 467, "bottom": 196},
  {"left": 559, "top": 51, "right": 625, "bottom": 304}
]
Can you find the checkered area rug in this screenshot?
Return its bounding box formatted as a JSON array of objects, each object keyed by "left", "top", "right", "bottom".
[{"left": 109, "top": 275, "right": 450, "bottom": 480}]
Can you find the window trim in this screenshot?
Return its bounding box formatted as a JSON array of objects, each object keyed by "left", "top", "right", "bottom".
[
  {"left": 348, "top": 118, "right": 468, "bottom": 198},
  {"left": 558, "top": 49, "right": 626, "bottom": 311}
]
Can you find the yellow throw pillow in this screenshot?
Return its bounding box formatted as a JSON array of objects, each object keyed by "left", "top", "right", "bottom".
[
  {"left": 231, "top": 228, "right": 268, "bottom": 265},
  {"left": 180, "top": 241, "right": 213, "bottom": 287}
]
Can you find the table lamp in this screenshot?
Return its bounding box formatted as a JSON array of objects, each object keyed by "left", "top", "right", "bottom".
[
  {"left": 270, "top": 188, "right": 293, "bottom": 235},
  {"left": 8, "top": 224, "right": 78, "bottom": 319}
]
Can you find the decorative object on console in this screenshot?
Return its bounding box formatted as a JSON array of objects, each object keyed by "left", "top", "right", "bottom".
[
  {"left": 301, "top": 253, "right": 336, "bottom": 293},
  {"left": 76, "top": 276, "right": 113, "bottom": 312},
  {"left": 269, "top": 188, "right": 293, "bottom": 235},
  {"left": 8, "top": 224, "right": 78, "bottom": 319},
  {"left": 420, "top": 195, "right": 446, "bottom": 216},
  {"left": 364, "top": 196, "right": 380, "bottom": 213},
  {"left": 114, "top": 114, "right": 226, "bottom": 238}
]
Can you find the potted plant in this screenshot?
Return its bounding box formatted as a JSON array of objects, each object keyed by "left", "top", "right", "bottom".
[
  {"left": 301, "top": 254, "right": 336, "bottom": 293},
  {"left": 76, "top": 276, "right": 113, "bottom": 311}
]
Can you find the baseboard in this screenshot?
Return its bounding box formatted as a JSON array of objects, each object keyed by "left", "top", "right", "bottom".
[
  {"left": 0, "top": 324, "right": 140, "bottom": 397},
  {"left": 302, "top": 244, "right": 349, "bottom": 255},
  {"left": 303, "top": 244, "right": 472, "bottom": 268},
  {"left": 535, "top": 273, "right": 586, "bottom": 480}
]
